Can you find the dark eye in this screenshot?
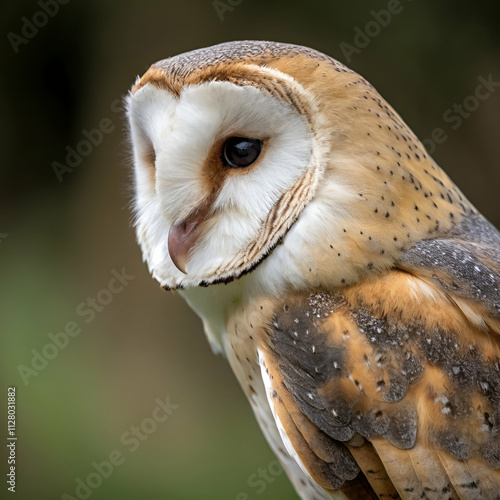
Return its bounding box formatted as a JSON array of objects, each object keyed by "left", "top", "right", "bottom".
[{"left": 222, "top": 137, "right": 263, "bottom": 168}]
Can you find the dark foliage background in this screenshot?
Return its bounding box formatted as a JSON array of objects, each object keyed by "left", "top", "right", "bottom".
[{"left": 1, "top": 1, "right": 499, "bottom": 499}]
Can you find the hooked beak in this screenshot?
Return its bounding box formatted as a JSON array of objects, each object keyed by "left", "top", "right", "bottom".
[{"left": 167, "top": 205, "right": 210, "bottom": 274}]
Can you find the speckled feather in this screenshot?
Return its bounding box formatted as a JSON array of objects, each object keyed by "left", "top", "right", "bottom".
[
  {"left": 128, "top": 41, "right": 500, "bottom": 500},
  {"left": 259, "top": 242, "right": 500, "bottom": 497}
]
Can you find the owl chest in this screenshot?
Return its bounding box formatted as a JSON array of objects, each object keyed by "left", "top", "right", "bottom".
[
  {"left": 223, "top": 302, "right": 291, "bottom": 447},
  {"left": 224, "top": 304, "right": 270, "bottom": 403}
]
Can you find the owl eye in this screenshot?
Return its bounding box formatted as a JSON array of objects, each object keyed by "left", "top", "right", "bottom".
[{"left": 222, "top": 137, "right": 263, "bottom": 168}]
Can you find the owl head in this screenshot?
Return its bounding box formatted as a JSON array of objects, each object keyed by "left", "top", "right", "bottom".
[{"left": 127, "top": 41, "right": 464, "bottom": 293}]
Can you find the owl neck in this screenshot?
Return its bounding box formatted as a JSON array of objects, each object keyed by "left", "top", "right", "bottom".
[{"left": 179, "top": 278, "right": 249, "bottom": 353}]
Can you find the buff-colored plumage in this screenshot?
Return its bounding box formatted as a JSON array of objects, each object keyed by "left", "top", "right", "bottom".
[{"left": 127, "top": 41, "right": 500, "bottom": 499}]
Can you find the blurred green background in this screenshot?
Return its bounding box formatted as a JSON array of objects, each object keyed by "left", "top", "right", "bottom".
[{"left": 1, "top": 1, "right": 499, "bottom": 499}]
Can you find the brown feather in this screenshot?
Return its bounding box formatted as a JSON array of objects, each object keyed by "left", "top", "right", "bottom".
[{"left": 261, "top": 251, "right": 500, "bottom": 498}]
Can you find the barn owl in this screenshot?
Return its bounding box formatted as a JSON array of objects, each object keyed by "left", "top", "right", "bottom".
[{"left": 127, "top": 41, "right": 500, "bottom": 499}]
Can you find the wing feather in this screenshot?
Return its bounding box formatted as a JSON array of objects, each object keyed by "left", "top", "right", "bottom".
[
  {"left": 259, "top": 347, "right": 386, "bottom": 499},
  {"left": 406, "top": 445, "right": 459, "bottom": 499},
  {"left": 435, "top": 449, "right": 486, "bottom": 500},
  {"left": 260, "top": 248, "right": 500, "bottom": 498},
  {"left": 346, "top": 441, "right": 400, "bottom": 498},
  {"left": 398, "top": 214, "right": 500, "bottom": 335},
  {"left": 369, "top": 440, "right": 423, "bottom": 499}
]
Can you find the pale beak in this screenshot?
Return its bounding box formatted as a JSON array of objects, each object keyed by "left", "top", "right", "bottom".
[{"left": 167, "top": 206, "right": 210, "bottom": 274}]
